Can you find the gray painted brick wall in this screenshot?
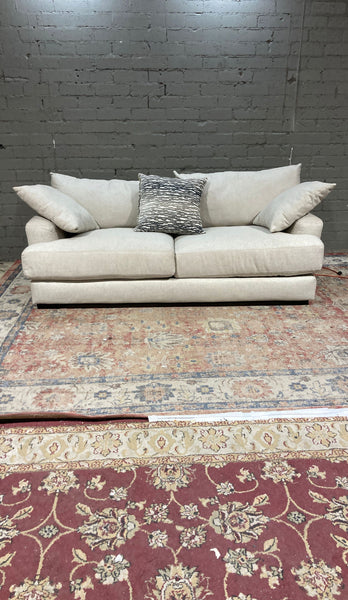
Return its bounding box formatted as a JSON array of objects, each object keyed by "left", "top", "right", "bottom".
[{"left": 0, "top": 0, "right": 347, "bottom": 259}]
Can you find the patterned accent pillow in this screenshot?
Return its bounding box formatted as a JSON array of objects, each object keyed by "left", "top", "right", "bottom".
[{"left": 135, "top": 174, "right": 207, "bottom": 235}]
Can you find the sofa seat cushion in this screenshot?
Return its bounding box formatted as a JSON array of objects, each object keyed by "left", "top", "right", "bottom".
[
  {"left": 174, "top": 226, "right": 324, "bottom": 278},
  {"left": 22, "top": 229, "right": 175, "bottom": 281}
]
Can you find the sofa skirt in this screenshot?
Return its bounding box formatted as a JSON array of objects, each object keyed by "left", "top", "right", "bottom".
[{"left": 30, "top": 276, "right": 317, "bottom": 305}]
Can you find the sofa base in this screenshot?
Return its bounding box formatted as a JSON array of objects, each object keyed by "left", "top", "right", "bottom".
[{"left": 30, "top": 276, "right": 317, "bottom": 305}]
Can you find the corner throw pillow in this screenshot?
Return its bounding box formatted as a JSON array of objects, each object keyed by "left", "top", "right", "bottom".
[
  {"left": 13, "top": 184, "right": 98, "bottom": 233},
  {"left": 135, "top": 174, "right": 207, "bottom": 235},
  {"left": 252, "top": 181, "right": 336, "bottom": 232}
]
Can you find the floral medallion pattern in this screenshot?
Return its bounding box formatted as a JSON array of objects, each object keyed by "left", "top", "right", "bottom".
[
  {"left": 209, "top": 499, "right": 269, "bottom": 543},
  {"left": 0, "top": 419, "right": 347, "bottom": 599},
  {"left": 77, "top": 506, "right": 140, "bottom": 550},
  {"left": 0, "top": 256, "right": 347, "bottom": 417}
]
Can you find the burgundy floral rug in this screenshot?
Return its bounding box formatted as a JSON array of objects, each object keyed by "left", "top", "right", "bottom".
[
  {"left": 0, "top": 416, "right": 347, "bottom": 599},
  {"left": 0, "top": 255, "right": 347, "bottom": 418}
]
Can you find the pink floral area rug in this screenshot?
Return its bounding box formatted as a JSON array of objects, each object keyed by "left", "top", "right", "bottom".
[
  {"left": 0, "top": 416, "right": 347, "bottom": 600},
  {"left": 0, "top": 255, "right": 347, "bottom": 419}
]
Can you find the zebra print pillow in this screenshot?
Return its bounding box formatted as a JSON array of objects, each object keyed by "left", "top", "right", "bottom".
[{"left": 135, "top": 174, "right": 207, "bottom": 235}]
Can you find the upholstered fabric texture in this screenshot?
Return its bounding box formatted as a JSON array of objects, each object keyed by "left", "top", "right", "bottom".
[
  {"left": 25, "top": 215, "right": 66, "bottom": 245},
  {"left": 174, "top": 226, "right": 324, "bottom": 278},
  {"left": 135, "top": 173, "right": 207, "bottom": 235},
  {"left": 22, "top": 225, "right": 323, "bottom": 283},
  {"left": 253, "top": 180, "right": 336, "bottom": 232},
  {"left": 174, "top": 164, "right": 301, "bottom": 227},
  {"left": 51, "top": 172, "right": 139, "bottom": 228},
  {"left": 14, "top": 184, "right": 98, "bottom": 233},
  {"left": 286, "top": 212, "right": 323, "bottom": 237},
  {"left": 22, "top": 228, "right": 175, "bottom": 281},
  {"left": 31, "top": 276, "right": 317, "bottom": 305}
]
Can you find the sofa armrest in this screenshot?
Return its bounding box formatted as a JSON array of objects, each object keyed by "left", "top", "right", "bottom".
[
  {"left": 286, "top": 213, "right": 323, "bottom": 238},
  {"left": 25, "top": 215, "right": 66, "bottom": 245}
]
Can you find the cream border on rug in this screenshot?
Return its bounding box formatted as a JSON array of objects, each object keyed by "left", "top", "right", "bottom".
[{"left": 1, "top": 416, "right": 347, "bottom": 474}]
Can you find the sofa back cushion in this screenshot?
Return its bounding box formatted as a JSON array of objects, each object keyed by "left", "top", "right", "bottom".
[
  {"left": 174, "top": 164, "right": 301, "bottom": 227},
  {"left": 51, "top": 173, "right": 139, "bottom": 228}
]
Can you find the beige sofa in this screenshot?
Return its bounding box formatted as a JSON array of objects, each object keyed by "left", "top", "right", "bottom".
[{"left": 16, "top": 164, "right": 334, "bottom": 305}]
